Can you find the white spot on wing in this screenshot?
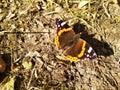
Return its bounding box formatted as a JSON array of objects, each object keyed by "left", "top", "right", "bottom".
[
  {"left": 87, "top": 47, "right": 92, "bottom": 53},
  {"left": 93, "top": 53, "right": 96, "bottom": 56},
  {"left": 87, "top": 54, "right": 89, "bottom": 57},
  {"left": 61, "top": 22, "right": 66, "bottom": 26},
  {"left": 58, "top": 25, "right": 60, "bottom": 27}
]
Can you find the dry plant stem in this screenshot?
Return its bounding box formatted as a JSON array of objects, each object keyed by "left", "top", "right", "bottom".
[
  {"left": 19, "top": 0, "right": 34, "bottom": 15},
  {"left": 103, "top": 2, "right": 110, "bottom": 18},
  {"left": 88, "top": 0, "right": 91, "bottom": 11},
  {"left": 26, "top": 66, "right": 35, "bottom": 90},
  {"left": 65, "top": 0, "right": 74, "bottom": 16},
  {"left": 43, "top": 11, "right": 58, "bottom": 15}
]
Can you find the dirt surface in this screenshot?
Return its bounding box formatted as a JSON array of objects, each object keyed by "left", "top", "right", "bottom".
[{"left": 0, "top": 0, "right": 120, "bottom": 90}]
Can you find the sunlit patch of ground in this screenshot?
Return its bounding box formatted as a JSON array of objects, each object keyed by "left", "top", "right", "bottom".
[{"left": 0, "top": 0, "right": 120, "bottom": 90}]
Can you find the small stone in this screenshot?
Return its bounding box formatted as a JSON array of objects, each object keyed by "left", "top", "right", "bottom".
[
  {"left": 0, "top": 56, "right": 6, "bottom": 73},
  {"left": 22, "top": 60, "right": 33, "bottom": 70}
]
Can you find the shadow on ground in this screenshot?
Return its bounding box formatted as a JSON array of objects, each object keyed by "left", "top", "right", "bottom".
[
  {"left": 117, "top": 0, "right": 120, "bottom": 6},
  {"left": 73, "top": 22, "right": 114, "bottom": 57}
]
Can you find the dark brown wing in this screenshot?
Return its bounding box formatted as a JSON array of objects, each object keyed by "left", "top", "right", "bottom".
[
  {"left": 65, "top": 38, "right": 97, "bottom": 60},
  {"left": 58, "top": 28, "right": 75, "bottom": 49},
  {"left": 65, "top": 38, "right": 85, "bottom": 58}
]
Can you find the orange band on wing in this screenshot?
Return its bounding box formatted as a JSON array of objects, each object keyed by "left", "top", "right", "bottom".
[
  {"left": 66, "top": 55, "right": 78, "bottom": 62},
  {"left": 58, "top": 28, "right": 72, "bottom": 36},
  {"left": 78, "top": 40, "right": 86, "bottom": 58}
]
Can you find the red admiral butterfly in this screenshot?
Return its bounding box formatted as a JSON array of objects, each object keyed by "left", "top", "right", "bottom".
[{"left": 55, "top": 18, "right": 97, "bottom": 62}]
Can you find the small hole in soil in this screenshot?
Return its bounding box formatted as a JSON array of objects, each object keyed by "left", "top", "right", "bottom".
[
  {"left": 79, "top": 74, "right": 84, "bottom": 77},
  {"left": 71, "top": 75, "right": 74, "bottom": 80},
  {"left": 21, "top": 37, "right": 25, "bottom": 42},
  {"left": 42, "top": 37, "right": 45, "bottom": 40},
  {"left": 71, "top": 62, "right": 75, "bottom": 66},
  {"left": 43, "top": 42, "right": 46, "bottom": 45},
  {"left": 46, "top": 42, "right": 49, "bottom": 45}
]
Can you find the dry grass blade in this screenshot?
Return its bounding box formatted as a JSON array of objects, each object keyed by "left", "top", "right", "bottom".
[
  {"left": 78, "top": 0, "right": 88, "bottom": 9},
  {"left": 0, "top": 76, "right": 15, "bottom": 90}
]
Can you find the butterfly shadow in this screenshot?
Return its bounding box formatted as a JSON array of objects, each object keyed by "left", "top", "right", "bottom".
[
  {"left": 117, "top": 0, "right": 120, "bottom": 6},
  {"left": 73, "top": 22, "right": 114, "bottom": 57}
]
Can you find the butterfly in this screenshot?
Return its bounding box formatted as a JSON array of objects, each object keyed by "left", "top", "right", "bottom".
[{"left": 55, "top": 18, "right": 97, "bottom": 62}]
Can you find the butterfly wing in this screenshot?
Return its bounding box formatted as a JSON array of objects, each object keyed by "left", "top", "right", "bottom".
[
  {"left": 55, "top": 28, "right": 75, "bottom": 49},
  {"left": 65, "top": 38, "right": 97, "bottom": 61},
  {"left": 55, "top": 18, "right": 97, "bottom": 62},
  {"left": 55, "top": 18, "right": 76, "bottom": 48}
]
